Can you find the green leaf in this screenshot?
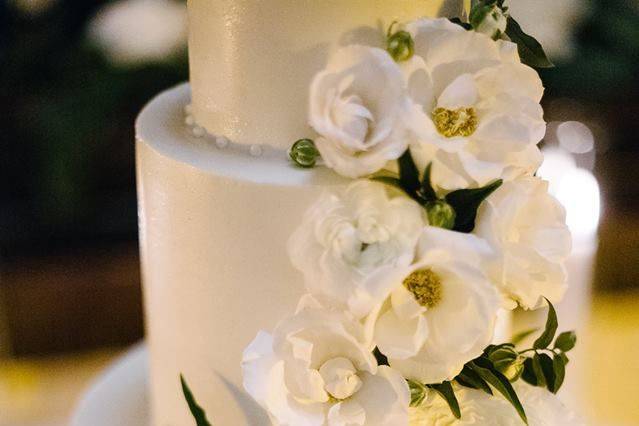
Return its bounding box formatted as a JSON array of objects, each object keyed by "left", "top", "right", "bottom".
[
  {"left": 505, "top": 17, "right": 554, "bottom": 69},
  {"left": 374, "top": 347, "right": 390, "bottom": 366},
  {"left": 456, "top": 365, "right": 493, "bottom": 395},
  {"left": 554, "top": 331, "right": 577, "bottom": 352},
  {"left": 533, "top": 299, "right": 558, "bottom": 350},
  {"left": 398, "top": 149, "right": 421, "bottom": 200},
  {"left": 408, "top": 379, "right": 427, "bottom": 407},
  {"left": 419, "top": 163, "right": 437, "bottom": 202},
  {"left": 470, "top": 358, "right": 528, "bottom": 424},
  {"left": 428, "top": 382, "right": 461, "bottom": 419},
  {"left": 537, "top": 353, "right": 556, "bottom": 392},
  {"left": 181, "top": 375, "right": 212, "bottom": 426},
  {"left": 445, "top": 179, "right": 503, "bottom": 233},
  {"left": 521, "top": 357, "right": 538, "bottom": 386},
  {"left": 371, "top": 175, "right": 403, "bottom": 191},
  {"left": 469, "top": 4, "right": 493, "bottom": 29},
  {"left": 531, "top": 354, "right": 547, "bottom": 388},
  {"left": 511, "top": 328, "right": 539, "bottom": 346},
  {"left": 552, "top": 354, "right": 567, "bottom": 393}
]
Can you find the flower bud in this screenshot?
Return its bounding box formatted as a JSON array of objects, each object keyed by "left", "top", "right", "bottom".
[
  {"left": 289, "top": 138, "right": 320, "bottom": 168},
  {"left": 470, "top": 3, "right": 508, "bottom": 40},
  {"left": 407, "top": 379, "right": 427, "bottom": 407},
  {"left": 489, "top": 346, "right": 524, "bottom": 381},
  {"left": 387, "top": 30, "right": 414, "bottom": 62},
  {"left": 425, "top": 200, "right": 456, "bottom": 230}
]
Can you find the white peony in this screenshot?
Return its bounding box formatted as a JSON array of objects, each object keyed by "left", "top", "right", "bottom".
[
  {"left": 242, "top": 297, "right": 410, "bottom": 426},
  {"left": 288, "top": 180, "right": 425, "bottom": 319},
  {"left": 401, "top": 18, "right": 546, "bottom": 192},
  {"left": 309, "top": 46, "right": 412, "bottom": 178},
  {"left": 87, "top": 0, "right": 187, "bottom": 67},
  {"left": 410, "top": 382, "right": 582, "bottom": 425},
  {"left": 371, "top": 227, "right": 500, "bottom": 384},
  {"left": 475, "top": 176, "right": 572, "bottom": 310}
]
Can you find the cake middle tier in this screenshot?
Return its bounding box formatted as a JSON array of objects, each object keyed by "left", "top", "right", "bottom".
[{"left": 188, "top": 0, "right": 451, "bottom": 149}]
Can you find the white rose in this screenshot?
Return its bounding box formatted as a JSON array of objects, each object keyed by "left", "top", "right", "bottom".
[
  {"left": 288, "top": 180, "right": 425, "bottom": 319},
  {"left": 309, "top": 46, "right": 411, "bottom": 178},
  {"left": 475, "top": 176, "right": 572, "bottom": 310},
  {"left": 401, "top": 18, "right": 546, "bottom": 192},
  {"left": 371, "top": 227, "right": 500, "bottom": 384},
  {"left": 242, "top": 297, "right": 410, "bottom": 426},
  {"left": 410, "top": 382, "right": 582, "bottom": 425}
]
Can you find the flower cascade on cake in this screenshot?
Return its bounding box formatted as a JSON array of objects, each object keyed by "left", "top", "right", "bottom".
[{"left": 180, "top": 3, "right": 583, "bottom": 425}]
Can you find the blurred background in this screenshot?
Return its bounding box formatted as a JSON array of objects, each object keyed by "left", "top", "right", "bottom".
[{"left": 0, "top": 0, "right": 638, "bottom": 425}]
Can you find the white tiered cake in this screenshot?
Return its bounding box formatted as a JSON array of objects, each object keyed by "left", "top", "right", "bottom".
[
  {"left": 137, "top": 1, "right": 580, "bottom": 425},
  {"left": 137, "top": 1, "right": 454, "bottom": 425}
]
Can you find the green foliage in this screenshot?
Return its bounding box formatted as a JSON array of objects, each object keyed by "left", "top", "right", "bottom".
[
  {"left": 533, "top": 299, "right": 559, "bottom": 349},
  {"left": 373, "top": 151, "right": 501, "bottom": 233},
  {"left": 445, "top": 180, "right": 503, "bottom": 232},
  {"left": 428, "top": 382, "right": 461, "bottom": 419},
  {"left": 181, "top": 375, "right": 212, "bottom": 426},
  {"left": 505, "top": 17, "right": 554, "bottom": 69},
  {"left": 469, "top": 358, "right": 528, "bottom": 424}
]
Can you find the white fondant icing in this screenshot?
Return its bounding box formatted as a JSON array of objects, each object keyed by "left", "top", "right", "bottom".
[
  {"left": 136, "top": 84, "right": 346, "bottom": 426},
  {"left": 187, "top": 0, "right": 450, "bottom": 149}
]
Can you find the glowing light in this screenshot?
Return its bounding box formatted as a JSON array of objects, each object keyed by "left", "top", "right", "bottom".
[
  {"left": 556, "top": 168, "right": 601, "bottom": 240},
  {"left": 538, "top": 148, "right": 601, "bottom": 240}
]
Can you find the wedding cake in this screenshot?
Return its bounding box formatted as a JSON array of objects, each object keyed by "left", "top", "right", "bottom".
[{"left": 136, "top": 1, "right": 580, "bottom": 425}]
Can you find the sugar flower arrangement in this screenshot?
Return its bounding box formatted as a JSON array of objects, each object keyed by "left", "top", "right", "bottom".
[{"left": 182, "top": 2, "right": 581, "bottom": 425}]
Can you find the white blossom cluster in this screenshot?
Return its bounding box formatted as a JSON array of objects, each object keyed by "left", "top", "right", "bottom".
[{"left": 242, "top": 18, "right": 578, "bottom": 426}]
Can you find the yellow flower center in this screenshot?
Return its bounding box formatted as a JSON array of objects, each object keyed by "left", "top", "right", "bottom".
[
  {"left": 403, "top": 269, "right": 443, "bottom": 309},
  {"left": 433, "top": 107, "right": 478, "bottom": 138}
]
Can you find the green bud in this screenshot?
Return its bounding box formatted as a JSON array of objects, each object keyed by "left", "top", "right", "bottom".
[
  {"left": 407, "top": 379, "right": 427, "bottom": 407},
  {"left": 489, "top": 346, "right": 525, "bottom": 381},
  {"left": 470, "top": 3, "right": 508, "bottom": 40},
  {"left": 425, "top": 200, "right": 456, "bottom": 230},
  {"left": 387, "top": 30, "right": 414, "bottom": 62},
  {"left": 289, "top": 138, "right": 320, "bottom": 168}
]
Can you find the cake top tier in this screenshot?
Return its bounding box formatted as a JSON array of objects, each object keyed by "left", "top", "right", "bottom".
[{"left": 188, "top": 0, "right": 456, "bottom": 149}]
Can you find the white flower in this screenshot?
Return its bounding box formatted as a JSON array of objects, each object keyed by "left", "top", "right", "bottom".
[
  {"left": 475, "top": 176, "right": 572, "bottom": 310},
  {"left": 371, "top": 227, "right": 500, "bottom": 384},
  {"left": 87, "top": 0, "right": 187, "bottom": 67},
  {"left": 288, "top": 180, "right": 425, "bottom": 319},
  {"left": 309, "top": 46, "right": 411, "bottom": 178},
  {"left": 242, "top": 297, "right": 410, "bottom": 426},
  {"left": 409, "top": 382, "right": 582, "bottom": 425},
  {"left": 401, "top": 18, "right": 546, "bottom": 192}
]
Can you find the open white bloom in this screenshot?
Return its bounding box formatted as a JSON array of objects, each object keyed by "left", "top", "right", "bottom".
[
  {"left": 401, "top": 18, "right": 545, "bottom": 192},
  {"left": 410, "top": 382, "right": 582, "bottom": 425},
  {"left": 288, "top": 180, "right": 425, "bottom": 319},
  {"left": 371, "top": 227, "right": 500, "bottom": 384},
  {"left": 475, "top": 176, "right": 572, "bottom": 310},
  {"left": 242, "top": 297, "right": 410, "bottom": 426},
  {"left": 87, "top": 0, "right": 187, "bottom": 67},
  {"left": 309, "top": 45, "right": 411, "bottom": 178}
]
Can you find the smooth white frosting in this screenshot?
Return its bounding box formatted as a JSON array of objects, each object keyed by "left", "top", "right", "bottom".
[
  {"left": 188, "top": 0, "right": 455, "bottom": 149},
  {"left": 137, "top": 85, "right": 345, "bottom": 425}
]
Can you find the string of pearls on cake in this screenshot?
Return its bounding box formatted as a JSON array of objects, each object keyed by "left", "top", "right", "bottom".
[{"left": 183, "top": 104, "right": 264, "bottom": 157}]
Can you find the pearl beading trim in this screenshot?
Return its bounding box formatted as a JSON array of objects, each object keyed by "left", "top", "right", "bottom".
[{"left": 184, "top": 104, "right": 265, "bottom": 158}]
